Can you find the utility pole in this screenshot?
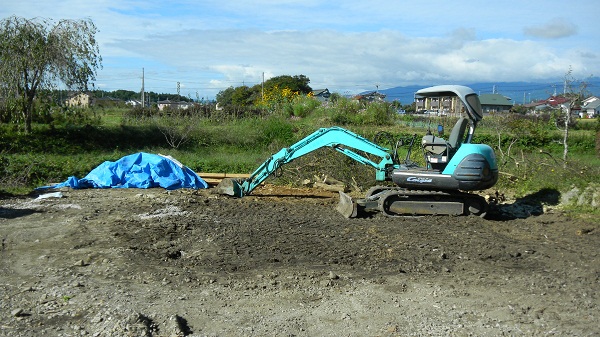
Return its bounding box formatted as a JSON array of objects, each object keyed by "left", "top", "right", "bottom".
[
  {"left": 141, "top": 68, "right": 145, "bottom": 108},
  {"left": 261, "top": 72, "right": 264, "bottom": 100}
]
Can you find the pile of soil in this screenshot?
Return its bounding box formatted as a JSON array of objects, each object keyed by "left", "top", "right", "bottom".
[{"left": 1, "top": 185, "right": 597, "bottom": 336}]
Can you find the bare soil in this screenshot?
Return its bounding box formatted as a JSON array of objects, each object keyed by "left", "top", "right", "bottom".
[{"left": 0, "top": 185, "right": 598, "bottom": 336}]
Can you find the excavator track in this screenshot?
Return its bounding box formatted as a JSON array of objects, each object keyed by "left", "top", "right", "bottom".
[{"left": 339, "top": 186, "right": 488, "bottom": 218}]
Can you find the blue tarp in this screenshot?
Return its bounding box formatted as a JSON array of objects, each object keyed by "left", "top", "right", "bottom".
[{"left": 38, "top": 152, "right": 208, "bottom": 190}]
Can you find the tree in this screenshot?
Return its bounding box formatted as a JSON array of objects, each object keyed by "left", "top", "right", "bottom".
[
  {"left": 216, "top": 86, "right": 235, "bottom": 106},
  {"left": 216, "top": 75, "right": 312, "bottom": 108},
  {"left": 0, "top": 16, "right": 102, "bottom": 133},
  {"left": 263, "top": 75, "right": 312, "bottom": 95},
  {"left": 558, "top": 67, "right": 591, "bottom": 168}
]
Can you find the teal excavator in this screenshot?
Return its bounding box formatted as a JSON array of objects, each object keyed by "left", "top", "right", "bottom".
[{"left": 216, "top": 85, "right": 498, "bottom": 217}]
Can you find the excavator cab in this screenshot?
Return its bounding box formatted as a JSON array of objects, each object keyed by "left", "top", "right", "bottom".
[
  {"left": 390, "top": 85, "right": 497, "bottom": 195},
  {"left": 421, "top": 117, "right": 469, "bottom": 171}
]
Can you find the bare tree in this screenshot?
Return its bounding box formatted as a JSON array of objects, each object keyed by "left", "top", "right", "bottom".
[
  {"left": 0, "top": 16, "right": 102, "bottom": 133},
  {"left": 558, "top": 67, "right": 591, "bottom": 168},
  {"left": 154, "top": 109, "right": 195, "bottom": 149}
]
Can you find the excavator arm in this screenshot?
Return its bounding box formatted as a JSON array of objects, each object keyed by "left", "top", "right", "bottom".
[{"left": 216, "top": 126, "right": 396, "bottom": 197}]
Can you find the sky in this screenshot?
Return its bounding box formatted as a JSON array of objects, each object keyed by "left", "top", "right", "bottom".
[{"left": 3, "top": 0, "right": 599, "bottom": 100}]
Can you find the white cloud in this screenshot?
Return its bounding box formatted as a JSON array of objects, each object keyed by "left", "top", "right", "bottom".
[
  {"left": 2, "top": 0, "right": 599, "bottom": 98},
  {"left": 523, "top": 18, "right": 578, "bottom": 39},
  {"left": 104, "top": 27, "right": 597, "bottom": 97}
]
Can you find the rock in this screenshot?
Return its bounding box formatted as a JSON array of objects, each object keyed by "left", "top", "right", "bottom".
[
  {"left": 579, "top": 183, "right": 600, "bottom": 207},
  {"left": 164, "top": 315, "right": 188, "bottom": 337},
  {"left": 562, "top": 183, "right": 600, "bottom": 208},
  {"left": 11, "top": 308, "right": 24, "bottom": 317}
]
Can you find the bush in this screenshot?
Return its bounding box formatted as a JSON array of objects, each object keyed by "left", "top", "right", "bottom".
[
  {"left": 361, "top": 102, "right": 394, "bottom": 125},
  {"left": 328, "top": 99, "right": 395, "bottom": 126},
  {"left": 48, "top": 106, "right": 102, "bottom": 128},
  {"left": 288, "top": 96, "right": 321, "bottom": 118},
  {"left": 122, "top": 106, "right": 156, "bottom": 124},
  {"left": 258, "top": 117, "right": 295, "bottom": 147}
]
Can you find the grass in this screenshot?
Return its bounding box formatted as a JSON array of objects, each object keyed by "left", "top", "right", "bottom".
[
  {"left": 1, "top": 104, "right": 598, "bottom": 214},
  {"left": 96, "top": 107, "right": 126, "bottom": 126}
]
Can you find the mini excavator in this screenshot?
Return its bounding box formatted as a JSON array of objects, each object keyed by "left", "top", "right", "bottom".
[{"left": 216, "top": 85, "right": 498, "bottom": 217}]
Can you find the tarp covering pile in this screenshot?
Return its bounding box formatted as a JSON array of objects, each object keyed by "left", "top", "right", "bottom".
[{"left": 39, "top": 152, "right": 208, "bottom": 190}]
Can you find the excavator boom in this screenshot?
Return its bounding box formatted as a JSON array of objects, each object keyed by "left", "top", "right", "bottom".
[{"left": 215, "top": 126, "right": 396, "bottom": 197}]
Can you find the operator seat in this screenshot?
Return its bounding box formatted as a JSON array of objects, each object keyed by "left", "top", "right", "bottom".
[
  {"left": 447, "top": 117, "right": 469, "bottom": 151},
  {"left": 421, "top": 117, "right": 469, "bottom": 169}
]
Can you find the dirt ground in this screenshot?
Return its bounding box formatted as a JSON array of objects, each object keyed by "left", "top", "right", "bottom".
[{"left": 0, "top": 184, "right": 598, "bottom": 336}]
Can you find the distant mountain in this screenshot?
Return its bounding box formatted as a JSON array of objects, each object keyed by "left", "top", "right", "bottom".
[{"left": 375, "top": 77, "right": 600, "bottom": 106}]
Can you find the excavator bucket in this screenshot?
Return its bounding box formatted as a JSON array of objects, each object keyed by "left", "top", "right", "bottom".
[
  {"left": 214, "top": 178, "right": 244, "bottom": 197},
  {"left": 336, "top": 191, "right": 358, "bottom": 218}
]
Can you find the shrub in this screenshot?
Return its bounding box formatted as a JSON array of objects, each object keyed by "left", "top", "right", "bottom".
[
  {"left": 361, "top": 101, "right": 394, "bottom": 125},
  {"left": 258, "top": 117, "right": 295, "bottom": 147},
  {"left": 289, "top": 96, "right": 321, "bottom": 118}
]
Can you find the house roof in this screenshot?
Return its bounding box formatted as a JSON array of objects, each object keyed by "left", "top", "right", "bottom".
[
  {"left": 583, "top": 100, "right": 600, "bottom": 109},
  {"left": 544, "top": 96, "right": 570, "bottom": 106},
  {"left": 354, "top": 91, "right": 386, "bottom": 100},
  {"left": 478, "top": 93, "right": 512, "bottom": 106},
  {"left": 582, "top": 96, "right": 599, "bottom": 104},
  {"left": 311, "top": 89, "right": 330, "bottom": 96},
  {"left": 157, "top": 99, "right": 193, "bottom": 104}
]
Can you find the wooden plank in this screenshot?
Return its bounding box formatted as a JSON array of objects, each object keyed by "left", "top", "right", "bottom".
[
  {"left": 197, "top": 172, "right": 250, "bottom": 179},
  {"left": 202, "top": 178, "right": 222, "bottom": 185},
  {"left": 197, "top": 172, "right": 250, "bottom": 185}
]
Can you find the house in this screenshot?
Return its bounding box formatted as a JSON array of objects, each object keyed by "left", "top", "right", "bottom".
[
  {"left": 580, "top": 96, "right": 600, "bottom": 118},
  {"left": 479, "top": 94, "right": 513, "bottom": 113},
  {"left": 524, "top": 100, "right": 546, "bottom": 110},
  {"left": 545, "top": 95, "right": 570, "bottom": 107},
  {"left": 525, "top": 95, "right": 572, "bottom": 113},
  {"left": 415, "top": 95, "right": 463, "bottom": 115},
  {"left": 354, "top": 91, "right": 386, "bottom": 103},
  {"left": 157, "top": 99, "right": 194, "bottom": 111},
  {"left": 126, "top": 99, "right": 143, "bottom": 107},
  {"left": 311, "top": 89, "right": 331, "bottom": 102},
  {"left": 64, "top": 92, "right": 94, "bottom": 108}
]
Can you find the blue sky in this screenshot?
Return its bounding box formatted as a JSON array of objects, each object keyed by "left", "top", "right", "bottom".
[{"left": 3, "top": 1, "right": 599, "bottom": 100}]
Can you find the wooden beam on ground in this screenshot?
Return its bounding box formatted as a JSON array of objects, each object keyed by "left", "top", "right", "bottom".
[{"left": 197, "top": 172, "right": 250, "bottom": 185}]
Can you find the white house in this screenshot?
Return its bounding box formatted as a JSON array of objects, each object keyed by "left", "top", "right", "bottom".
[
  {"left": 126, "top": 99, "right": 143, "bottom": 107},
  {"left": 157, "top": 99, "right": 194, "bottom": 111},
  {"left": 580, "top": 96, "right": 600, "bottom": 118}
]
